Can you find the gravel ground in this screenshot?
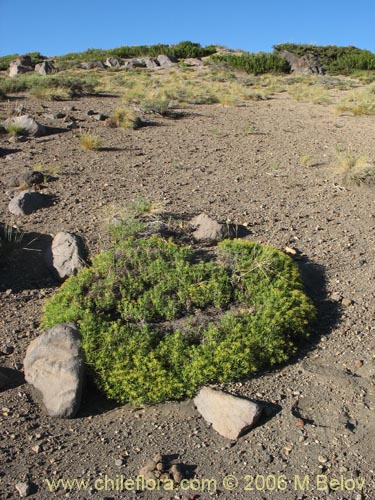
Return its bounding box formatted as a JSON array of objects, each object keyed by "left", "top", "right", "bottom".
[{"left": 1, "top": 85, "right": 375, "bottom": 500}]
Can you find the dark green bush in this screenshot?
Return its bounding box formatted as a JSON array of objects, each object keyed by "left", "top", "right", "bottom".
[
  {"left": 55, "top": 41, "right": 217, "bottom": 66},
  {"left": 42, "top": 235, "right": 315, "bottom": 404},
  {"left": 274, "top": 43, "right": 375, "bottom": 74},
  {"left": 211, "top": 53, "right": 291, "bottom": 75}
]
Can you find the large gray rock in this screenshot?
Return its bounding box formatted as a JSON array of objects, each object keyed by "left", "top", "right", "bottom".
[
  {"left": 279, "top": 50, "right": 324, "bottom": 75},
  {"left": 143, "top": 57, "right": 160, "bottom": 69},
  {"left": 190, "top": 213, "right": 230, "bottom": 244},
  {"left": 24, "top": 323, "right": 84, "bottom": 418},
  {"left": 9, "top": 56, "right": 33, "bottom": 77},
  {"left": 8, "top": 190, "right": 50, "bottom": 216},
  {"left": 184, "top": 58, "right": 203, "bottom": 67},
  {"left": 123, "top": 58, "right": 147, "bottom": 69},
  {"left": 35, "top": 60, "right": 56, "bottom": 75},
  {"left": 194, "top": 387, "right": 262, "bottom": 439},
  {"left": 104, "top": 57, "right": 121, "bottom": 68},
  {"left": 2, "top": 115, "right": 48, "bottom": 137},
  {"left": 157, "top": 54, "right": 177, "bottom": 67},
  {"left": 47, "top": 231, "right": 86, "bottom": 280},
  {"left": 80, "top": 61, "right": 106, "bottom": 70}
]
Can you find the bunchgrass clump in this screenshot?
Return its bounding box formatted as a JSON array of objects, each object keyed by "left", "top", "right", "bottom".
[
  {"left": 336, "top": 85, "right": 375, "bottom": 115},
  {"left": 335, "top": 146, "right": 375, "bottom": 186},
  {"left": 42, "top": 233, "right": 315, "bottom": 404},
  {"left": 5, "top": 123, "right": 25, "bottom": 136},
  {"left": 288, "top": 83, "right": 331, "bottom": 105},
  {"left": 109, "top": 107, "right": 143, "bottom": 129},
  {"left": 79, "top": 132, "right": 102, "bottom": 151},
  {"left": 0, "top": 223, "right": 24, "bottom": 257}
]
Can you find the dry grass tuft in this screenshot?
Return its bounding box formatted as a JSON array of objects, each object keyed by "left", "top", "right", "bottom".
[
  {"left": 79, "top": 132, "right": 102, "bottom": 151},
  {"left": 335, "top": 146, "right": 375, "bottom": 186}
]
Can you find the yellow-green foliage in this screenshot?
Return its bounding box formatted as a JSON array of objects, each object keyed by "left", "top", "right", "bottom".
[
  {"left": 110, "top": 107, "right": 143, "bottom": 129},
  {"left": 42, "top": 235, "right": 315, "bottom": 404},
  {"left": 336, "top": 84, "right": 375, "bottom": 115},
  {"left": 288, "top": 82, "right": 331, "bottom": 105},
  {"left": 335, "top": 146, "right": 375, "bottom": 186},
  {"left": 79, "top": 132, "right": 102, "bottom": 150}
]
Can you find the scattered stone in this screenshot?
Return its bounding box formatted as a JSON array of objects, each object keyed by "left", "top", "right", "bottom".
[
  {"left": 194, "top": 386, "right": 262, "bottom": 440},
  {"left": 355, "top": 359, "right": 364, "bottom": 369},
  {"left": 2, "top": 115, "right": 48, "bottom": 137},
  {"left": 115, "top": 458, "right": 124, "bottom": 467},
  {"left": 157, "top": 54, "right": 177, "bottom": 67},
  {"left": 9, "top": 56, "right": 33, "bottom": 77},
  {"left": 342, "top": 297, "right": 353, "bottom": 307},
  {"left": 1, "top": 344, "right": 14, "bottom": 355},
  {"left": 46, "top": 231, "right": 86, "bottom": 280},
  {"left": 295, "top": 418, "right": 305, "bottom": 429},
  {"left": 35, "top": 60, "right": 56, "bottom": 75},
  {"left": 8, "top": 190, "right": 51, "bottom": 216},
  {"left": 4, "top": 170, "right": 44, "bottom": 189},
  {"left": 87, "top": 110, "right": 96, "bottom": 115},
  {"left": 93, "top": 113, "right": 107, "bottom": 121},
  {"left": 139, "top": 454, "right": 185, "bottom": 486},
  {"left": 54, "top": 112, "right": 66, "bottom": 119},
  {"left": 105, "top": 57, "right": 121, "bottom": 68},
  {"left": 15, "top": 481, "right": 31, "bottom": 497},
  {"left": 190, "top": 213, "right": 231, "bottom": 244},
  {"left": 23, "top": 322, "right": 85, "bottom": 418},
  {"left": 284, "top": 246, "right": 298, "bottom": 256}
]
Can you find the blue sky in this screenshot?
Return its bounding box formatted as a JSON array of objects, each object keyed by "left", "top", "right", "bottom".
[{"left": 1, "top": 0, "right": 375, "bottom": 57}]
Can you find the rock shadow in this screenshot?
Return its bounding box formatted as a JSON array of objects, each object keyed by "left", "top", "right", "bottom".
[
  {"left": 0, "top": 367, "right": 25, "bottom": 390},
  {"left": 0, "top": 231, "right": 55, "bottom": 292}
]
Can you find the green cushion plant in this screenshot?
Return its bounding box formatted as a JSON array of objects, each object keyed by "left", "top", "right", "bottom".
[{"left": 42, "top": 235, "right": 315, "bottom": 404}]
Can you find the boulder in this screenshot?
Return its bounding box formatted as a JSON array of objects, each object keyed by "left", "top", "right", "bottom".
[
  {"left": 2, "top": 115, "right": 48, "bottom": 137},
  {"left": 34, "top": 60, "right": 56, "bottom": 75},
  {"left": 4, "top": 171, "right": 44, "bottom": 189},
  {"left": 9, "top": 56, "right": 33, "bottom": 77},
  {"left": 104, "top": 57, "right": 121, "bottom": 68},
  {"left": 279, "top": 50, "right": 324, "bottom": 75},
  {"left": 24, "top": 323, "right": 85, "bottom": 418},
  {"left": 190, "top": 213, "right": 230, "bottom": 244},
  {"left": 123, "top": 58, "right": 147, "bottom": 69},
  {"left": 80, "top": 61, "right": 106, "bottom": 70},
  {"left": 194, "top": 387, "right": 262, "bottom": 439},
  {"left": 47, "top": 231, "right": 86, "bottom": 280},
  {"left": 157, "top": 54, "right": 177, "bottom": 67},
  {"left": 8, "top": 190, "right": 50, "bottom": 216},
  {"left": 143, "top": 57, "right": 160, "bottom": 69},
  {"left": 184, "top": 58, "right": 203, "bottom": 67}
]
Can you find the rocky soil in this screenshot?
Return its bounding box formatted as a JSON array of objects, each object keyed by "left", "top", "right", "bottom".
[{"left": 1, "top": 80, "right": 375, "bottom": 499}]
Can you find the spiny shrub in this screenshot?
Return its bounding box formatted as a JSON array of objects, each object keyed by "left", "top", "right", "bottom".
[
  {"left": 42, "top": 235, "right": 315, "bottom": 404},
  {"left": 211, "top": 53, "right": 291, "bottom": 75}
]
